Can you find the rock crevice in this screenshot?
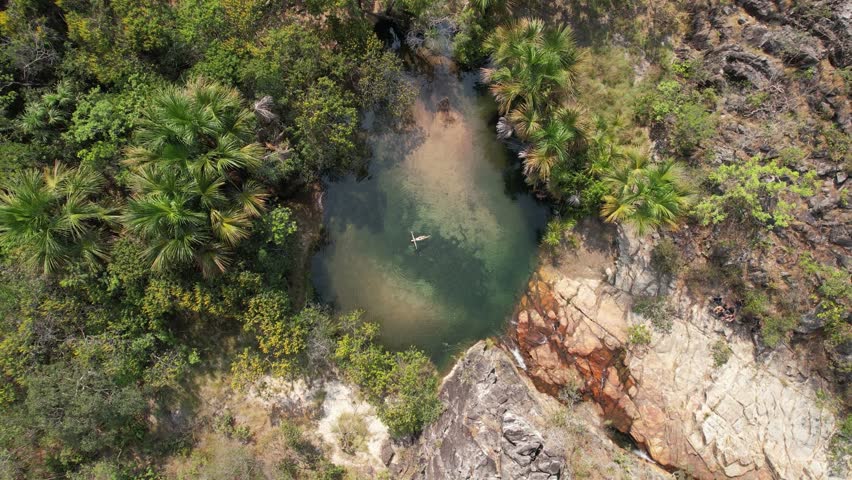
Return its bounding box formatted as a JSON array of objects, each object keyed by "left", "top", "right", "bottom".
[{"left": 395, "top": 342, "right": 669, "bottom": 479}]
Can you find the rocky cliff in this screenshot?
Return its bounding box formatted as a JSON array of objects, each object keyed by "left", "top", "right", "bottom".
[
  {"left": 395, "top": 341, "right": 669, "bottom": 480},
  {"left": 514, "top": 222, "right": 842, "bottom": 479}
]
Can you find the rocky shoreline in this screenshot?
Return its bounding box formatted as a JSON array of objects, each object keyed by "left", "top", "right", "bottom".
[{"left": 394, "top": 340, "right": 669, "bottom": 479}]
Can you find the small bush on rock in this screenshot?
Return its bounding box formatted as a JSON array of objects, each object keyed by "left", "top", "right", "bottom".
[
  {"left": 627, "top": 324, "right": 652, "bottom": 346},
  {"left": 651, "top": 238, "right": 681, "bottom": 277},
  {"left": 632, "top": 296, "right": 675, "bottom": 334},
  {"left": 332, "top": 412, "right": 368, "bottom": 455},
  {"left": 711, "top": 339, "right": 732, "bottom": 367}
]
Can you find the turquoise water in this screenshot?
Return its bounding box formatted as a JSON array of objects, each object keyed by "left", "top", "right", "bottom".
[{"left": 311, "top": 56, "right": 548, "bottom": 366}]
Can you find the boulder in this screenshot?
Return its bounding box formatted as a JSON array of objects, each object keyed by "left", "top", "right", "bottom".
[{"left": 395, "top": 342, "right": 668, "bottom": 479}]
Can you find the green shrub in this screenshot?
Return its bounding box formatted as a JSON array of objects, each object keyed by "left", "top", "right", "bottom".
[
  {"left": 292, "top": 77, "right": 361, "bottom": 179},
  {"left": 232, "top": 290, "right": 310, "bottom": 386},
  {"left": 762, "top": 314, "right": 798, "bottom": 347},
  {"left": 542, "top": 218, "right": 577, "bottom": 250},
  {"left": 670, "top": 101, "right": 716, "bottom": 155},
  {"left": 799, "top": 255, "right": 852, "bottom": 348},
  {"left": 822, "top": 126, "right": 850, "bottom": 166},
  {"left": 742, "top": 290, "right": 770, "bottom": 319},
  {"left": 746, "top": 91, "right": 769, "bottom": 109},
  {"left": 740, "top": 289, "right": 800, "bottom": 346},
  {"left": 557, "top": 380, "right": 583, "bottom": 405},
  {"left": 232, "top": 425, "right": 252, "bottom": 444},
  {"left": 213, "top": 411, "right": 235, "bottom": 436},
  {"left": 651, "top": 238, "right": 681, "bottom": 277},
  {"left": 694, "top": 156, "right": 817, "bottom": 228},
  {"left": 634, "top": 78, "right": 716, "bottom": 155},
  {"left": 632, "top": 296, "right": 675, "bottom": 333},
  {"left": 711, "top": 339, "right": 732, "bottom": 367},
  {"left": 777, "top": 146, "right": 806, "bottom": 167},
  {"left": 627, "top": 324, "right": 652, "bottom": 346},
  {"left": 452, "top": 8, "right": 488, "bottom": 66},
  {"left": 332, "top": 412, "right": 368, "bottom": 455},
  {"left": 334, "top": 316, "right": 442, "bottom": 437}
]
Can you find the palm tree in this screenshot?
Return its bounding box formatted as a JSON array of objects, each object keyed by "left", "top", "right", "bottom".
[
  {"left": 600, "top": 150, "right": 691, "bottom": 234},
  {"left": 507, "top": 100, "right": 543, "bottom": 140},
  {"left": 483, "top": 19, "right": 580, "bottom": 114},
  {"left": 124, "top": 79, "right": 267, "bottom": 276},
  {"left": 472, "top": 0, "right": 514, "bottom": 13},
  {"left": 522, "top": 107, "right": 587, "bottom": 182},
  {"left": 0, "top": 163, "right": 113, "bottom": 274},
  {"left": 586, "top": 116, "right": 625, "bottom": 177}
]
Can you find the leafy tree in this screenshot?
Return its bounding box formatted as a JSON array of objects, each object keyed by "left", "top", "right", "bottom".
[
  {"left": 452, "top": 8, "right": 490, "bottom": 67},
  {"left": 292, "top": 77, "right": 360, "bottom": 179},
  {"left": 60, "top": 0, "right": 179, "bottom": 83},
  {"left": 64, "top": 76, "right": 153, "bottom": 171},
  {"left": 0, "top": 1, "right": 63, "bottom": 85},
  {"left": 600, "top": 149, "right": 691, "bottom": 234},
  {"left": 241, "top": 24, "right": 328, "bottom": 110},
  {"left": 25, "top": 360, "right": 146, "bottom": 459},
  {"left": 123, "top": 78, "right": 267, "bottom": 275},
  {"left": 693, "top": 156, "right": 816, "bottom": 229},
  {"left": 380, "top": 349, "right": 443, "bottom": 437},
  {"left": 189, "top": 38, "right": 250, "bottom": 87},
  {"left": 354, "top": 37, "right": 416, "bottom": 122},
  {"left": 0, "top": 163, "right": 114, "bottom": 274}
]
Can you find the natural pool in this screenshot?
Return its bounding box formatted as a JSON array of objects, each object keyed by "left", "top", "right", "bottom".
[{"left": 311, "top": 54, "right": 549, "bottom": 367}]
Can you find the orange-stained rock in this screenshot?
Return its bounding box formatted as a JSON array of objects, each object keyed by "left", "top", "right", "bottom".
[{"left": 510, "top": 223, "right": 837, "bottom": 479}]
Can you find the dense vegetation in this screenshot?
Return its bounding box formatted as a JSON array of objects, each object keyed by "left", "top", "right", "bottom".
[
  {"left": 0, "top": 0, "right": 849, "bottom": 477},
  {"left": 479, "top": 14, "right": 691, "bottom": 233},
  {"left": 0, "top": 1, "right": 431, "bottom": 477}
]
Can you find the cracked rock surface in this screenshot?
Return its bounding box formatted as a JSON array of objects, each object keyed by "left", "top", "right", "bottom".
[
  {"left": 395, "top": 342, "right": 668, "bottom": 479},
  {"left": 515, "top": 223, "right": 840, "bottom": 479}
]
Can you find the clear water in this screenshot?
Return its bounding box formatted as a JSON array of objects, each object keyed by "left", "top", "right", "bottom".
[{"left": 311, "top": 56, "right": 548, "bottom": 367}]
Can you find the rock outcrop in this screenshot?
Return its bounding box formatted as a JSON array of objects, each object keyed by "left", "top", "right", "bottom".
[
  {"left": 395, "top": 341, "right": 669, "bottom": 480},
  {"left": 515, "top": 224, "right": 841, "bottom": 479},
  {"left": 737, "top": 0, "right": 852, "bottom": 68}
]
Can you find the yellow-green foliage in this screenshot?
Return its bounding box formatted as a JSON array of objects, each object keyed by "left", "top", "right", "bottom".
[
  {"left": 800, "top": 254, "right": 852, "bottom": 348},
  {"left": 627, "top": 324, "right": 652, "bottom": 346},
  {"left": 334, "top": 313, "right": 442, "bottom": 437},
  {"left": 694, "top": 156, "right": 817, "bottom": 228}
]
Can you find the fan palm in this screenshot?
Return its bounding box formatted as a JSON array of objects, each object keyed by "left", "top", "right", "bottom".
[
  {"left": 522, "top": 107, "right": 587, "bottom": 182},
  {"left": 0, "top": 163, "right": 114, "bottom": 274},
  {"left": 586, "top": 117, "right": 625, "bottom": 176},
  {"left": 600, "top": 150, "right": 691, "bottom": 235},
  {"left": 125, "top": 77, "right": 264, "bottom": 176},
  {"left": 483, "top": 19, "right": 580, "bottom": 114},
  {"left": 124, "top": 79, "right": 267, "bottom": 276},
  {"left": 507, "top": 100, "right": 544, "bottom": 140},
  {"left": 472, "top": 0, "right": 514, "bottom": 13}
]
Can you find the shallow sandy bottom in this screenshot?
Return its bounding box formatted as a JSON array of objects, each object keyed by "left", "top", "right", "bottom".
[{"left": 312, "top": 56, "right": 548, "bottom": 366}]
